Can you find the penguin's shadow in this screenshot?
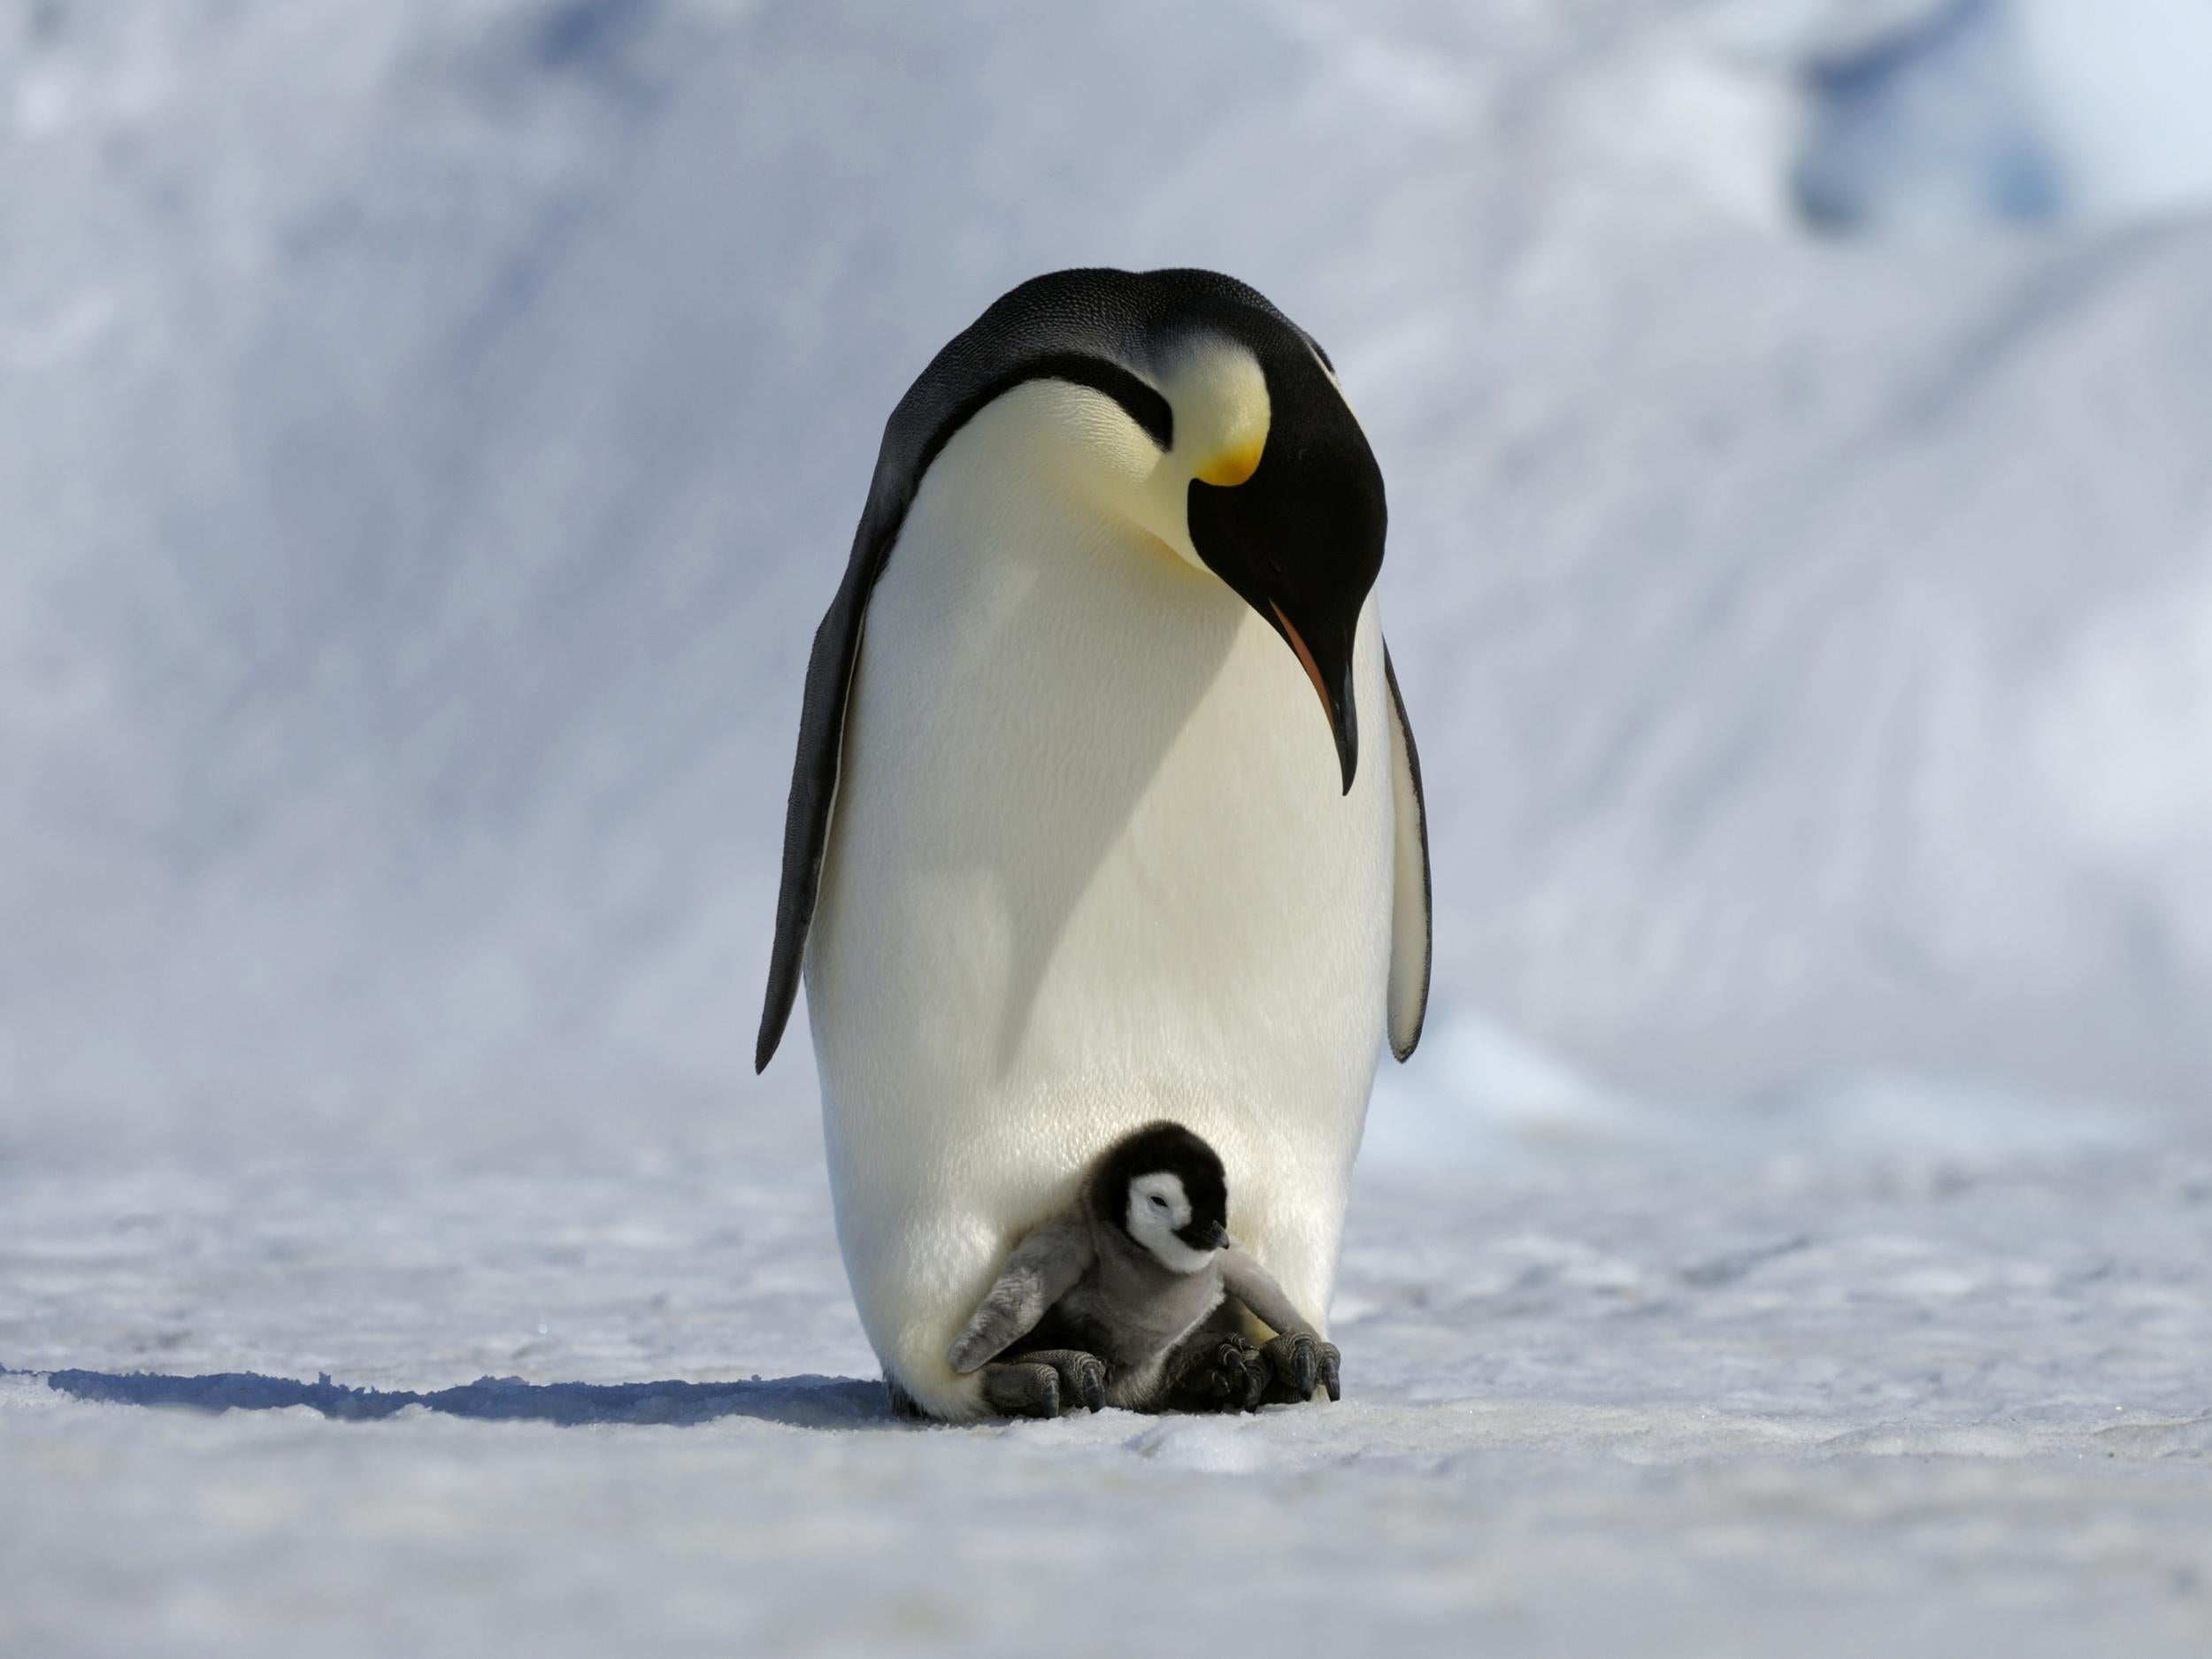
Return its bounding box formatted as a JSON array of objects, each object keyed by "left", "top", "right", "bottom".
[{"left": 34, "top": 1365, "right": 902, "bottom": 1430}]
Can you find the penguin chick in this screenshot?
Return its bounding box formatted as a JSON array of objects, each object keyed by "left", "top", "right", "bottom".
[{"left": 946, "top": 1121, "right": 1342, "bottom": 1417}]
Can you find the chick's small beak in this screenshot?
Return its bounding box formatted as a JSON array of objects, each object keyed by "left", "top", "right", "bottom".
[{"left": 1269, "top": 603, "right": 1359, "bottom": 795}]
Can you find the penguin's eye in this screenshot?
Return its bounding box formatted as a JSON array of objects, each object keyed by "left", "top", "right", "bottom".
[{"left": 1149, "top": 1194, "right": 1168, "bottom": 1210}]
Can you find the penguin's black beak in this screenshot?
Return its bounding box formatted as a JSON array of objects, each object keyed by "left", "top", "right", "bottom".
[
  {"left": 1179, "top": 1218, "right": 1232, "bottom": 1251},
  {"left": 1181, "top": 347, "right": 1385, "bottom": 800},
  {"left": 1267, "top": 602, "right": 1359, "bottom": 796}
]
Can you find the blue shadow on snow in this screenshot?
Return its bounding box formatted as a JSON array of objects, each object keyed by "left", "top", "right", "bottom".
[{"left": 28, "top": 1366, "right": 897, "bottom": 1429}]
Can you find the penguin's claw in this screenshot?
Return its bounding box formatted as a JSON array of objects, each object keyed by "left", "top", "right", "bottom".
[
  {"left": 1261, "top": 1333, "right": 1341, "bottom": 1405},
  {"left": 1262, "top": 1333, "right": 1316, "bottom": 1399},
  {"left": 1065, "top": 1352, "right": 1108, "bottom": 1412},
  {"left": 979, "top": 1360, "right": 1062, "bottom": 1419},
  {"left": 1021, "top": 1348, "right": 1108, "bottom": 1413},
  {"left": 980, "top": 1350, "right": 1107, "bottom": 1417},
  {"left": 1174, "top": 1333, "right": 1266, "bottom": 1413}
]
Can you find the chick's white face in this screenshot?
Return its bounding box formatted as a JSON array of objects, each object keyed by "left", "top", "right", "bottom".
[{"left": 1124, "top": 1171, "right": 1219, "bottom": 1275}]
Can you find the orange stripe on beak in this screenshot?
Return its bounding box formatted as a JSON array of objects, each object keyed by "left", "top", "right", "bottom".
[{"left": 1271, "top": 601, "right": 1336, "bottom": 735}]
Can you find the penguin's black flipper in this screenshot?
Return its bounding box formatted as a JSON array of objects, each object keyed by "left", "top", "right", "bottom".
[
  {"left": 946, "top": 1214, "right": 1095, "bottom": 1374},
  {"left": 1383, "top": 642, "right": 1432, "bottom": 1062}
]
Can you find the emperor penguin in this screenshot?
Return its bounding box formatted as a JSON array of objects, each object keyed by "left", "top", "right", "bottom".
[{"left": 755, "top": 267, "right": 1431, "bottom": 1422}]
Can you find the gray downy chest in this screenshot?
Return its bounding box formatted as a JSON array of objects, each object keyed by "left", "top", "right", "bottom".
[{"left": 1054, "top": 1243, "right": 1225, "bottom": 1386}]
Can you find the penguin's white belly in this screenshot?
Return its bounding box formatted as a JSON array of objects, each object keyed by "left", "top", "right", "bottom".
[{"left": 804, "top": 433, "right": 1394, "bottom": 1418}]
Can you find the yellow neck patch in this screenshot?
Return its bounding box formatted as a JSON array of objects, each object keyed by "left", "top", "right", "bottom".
[{"left": 1195, "top": 439, "right": 1263, "bottom": 488}]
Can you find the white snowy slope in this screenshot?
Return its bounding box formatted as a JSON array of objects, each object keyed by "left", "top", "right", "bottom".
[
  {"left": 1768, "top": 0, "right": 2212, "bottom": 228},
  {"left": 4, "top": 0, "right": 2212, "bottom": 1133}
]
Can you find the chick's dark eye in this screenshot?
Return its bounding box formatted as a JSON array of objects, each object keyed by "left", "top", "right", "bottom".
[{"left": 1150, "top": 1195, "right": 1168, "bottom": 1210}]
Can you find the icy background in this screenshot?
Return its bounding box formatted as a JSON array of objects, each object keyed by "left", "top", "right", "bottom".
[{"left": 5, "top": 1, "right": 2212, "bottom": 1654}]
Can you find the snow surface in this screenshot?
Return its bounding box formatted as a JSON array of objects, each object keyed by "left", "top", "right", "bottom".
[
  {"left": 8, "top": 2, "right": 2212, "bottom": 1655},
  {"left": 6, "top": 1101, "right": 2212, "bottom": 1657}
]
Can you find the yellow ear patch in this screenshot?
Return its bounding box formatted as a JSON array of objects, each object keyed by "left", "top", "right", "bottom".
[{"left": 1195, "top": 439, "right": 1263, "bottom": 488}]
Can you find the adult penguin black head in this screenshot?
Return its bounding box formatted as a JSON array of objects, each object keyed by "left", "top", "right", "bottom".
[
  {"left": 826, "top": 268, "right": 1386, "bottom": 791},
  {"left": 1172, "top": 317, "right": 1384, "bottom": 795},
  {"left": 995, "top": 269, "right": 1388, "bottom": 795}
]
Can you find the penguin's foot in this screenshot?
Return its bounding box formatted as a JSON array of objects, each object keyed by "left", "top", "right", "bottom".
[
  {"left": 1167, "top": 1332, "right": 1269, "bottom": 1413},
  {"left": 979, "top": 1349, "right": 1107, "bottom": 1418},
  {"left": 979, "top": 1360, "right": 1064, "bottom": 1418},
  {"left": 1260, "top": 1333, "right": 1342, "bottom": 1405},
  {"left": 1015, "top": 1348, "right": 1108, "bottom": 1413}
]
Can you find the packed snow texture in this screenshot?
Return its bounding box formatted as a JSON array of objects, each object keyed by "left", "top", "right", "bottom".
[
  {"left": 7, "top": 2, "right": 2212, "bottom": 1655},
  {"left": 8, "top": 1118, "right": 2212, "bottom": 1658}
]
